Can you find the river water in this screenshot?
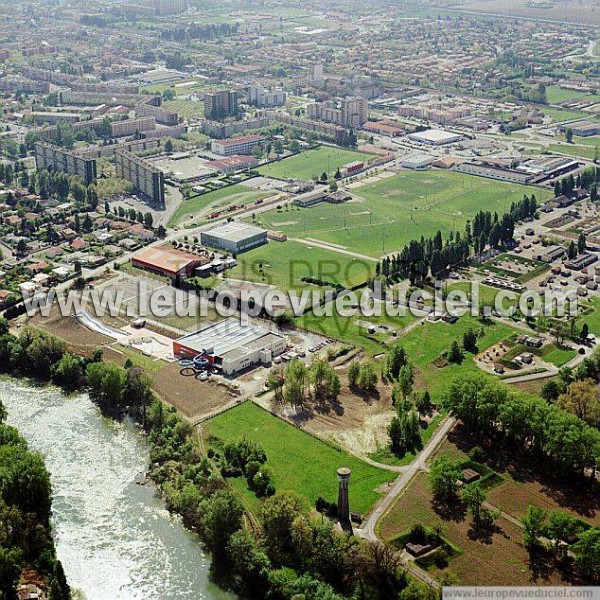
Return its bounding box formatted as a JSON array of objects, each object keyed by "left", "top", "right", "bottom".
[{"left": 1, "top": 378, "right": 232, "bottom": 600}]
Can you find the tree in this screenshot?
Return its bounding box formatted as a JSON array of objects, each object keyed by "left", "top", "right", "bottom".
[
  {"left": 348, "top": 361, "right": 361, "bottom": 387},
  {"left": 566, "top": 128, "right": 574, "bottom": 144},
  {"left": 267, "top": 367, "right": 285, "bottom": 403},
  {"left": 262, "top": 491, "right": 303, "bottom": 564},
  {"left": 389, "top": 408, "right": 420, "bottom": 456},
  {"left": 547, "top": 511, "right": 581, "bottom": 559},
  {"left": 578, "top": 232, "right": 587, "bottom": 254},
  {"left": 522, "top": 505, "right": 547, "bottom": 550},
  {"left": 415, "top": 390, "right": 433, "bottom": 414},
  {"left": 358, "top": 362, "right": 378, "bottom": 393},
  {"left": 164, "top": 139, "right": 174, "bottom": 153},
  {"left": 227, "top": 530, "right": 271, "bottom": 596},
  {"left": 557, "top": 379, "right": 600, "bottom": 426},
  {"left": 51, "top": 353, "right": 83, "bottom": 391},
  {"left": 573, "top": 527, "right": 600, "bottom": 583},
  {"left": 0, "top": 547, "right": 21, "bottom": 599},
  {"left": 429, "top": 457, "right": 462, "bottom": 502},
  {"left": 284, "top": 359, "right": 309, "bottom": 407},
  {"left": 386, "top": 344, "right": 407, "bottom": 380},
  {"left": 252, "top": 145, "right": 263, "bottom": 159},
  {"left": 463, "top": 328, "right": 478, "bottom": 353},
  {"left": 462, "top": 482, "right": 486, "bottom": 522},
  {"left": 200, "top": 489, "right": 243, "bottom": 577},
  {"left": 447, "top": 340, "right": 463, "bottom": 364},
  {"left": 397, "top": 364, "right": 414, "bottom": 401},
  {"left": 540, "top": 380, "right": 561, "bottom": 402},
  {"left": 581, "top": 322, "right": 590, "bottom": 342}
]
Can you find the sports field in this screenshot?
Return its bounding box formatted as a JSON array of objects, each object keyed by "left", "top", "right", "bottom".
[
  {"left": 258, "top": 146, "right": 372, "bottom": 181},
  {"left": 253, "top": 170, "right": 550, "bottom": 257},
  {"left": 204, "top": 401, "right": 396, "bottom": 514},
  {"left": 170, "top": 184, "right": 270, "bottom": 226},
  {"left": 225, "top": 239, "right": 375, "bottom": 293}
]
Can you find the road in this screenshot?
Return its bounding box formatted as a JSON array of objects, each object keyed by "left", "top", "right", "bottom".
[
  {"left": 358, "top": 415, "right": 456, "bottom": 541},
  {"left": 354, "top": 416, "right": 456, "bottom": 589}
]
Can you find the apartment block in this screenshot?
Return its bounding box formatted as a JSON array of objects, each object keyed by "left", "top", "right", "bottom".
[
  {"left": 115, "top": 150, "right": 165, "bottom": 205},
  {"left": 248, "top": 85, "right": 286, "bottom": 107},
  {"left": 34, "top": 142, "right": 97, "bottom": 185},
  {"left": 210, "top": 135, "right": 264, "bottom": 157},
  {"left": 204, "top": 89, "right": 239, "bottom": 121},
  {"left": 135, "top": 101, "right": 179, "bottom": 125},
  {"left": 110, "top": 116, "right": 156, "bottom": 138}
]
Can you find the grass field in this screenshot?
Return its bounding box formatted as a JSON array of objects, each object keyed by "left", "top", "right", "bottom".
[
  {"left": 258, "top": 146, "right": 372, "bottom": 181},
  {"left": 170, "top": 184, "right": 270, "bottom": 226},
  {"left": 162, "top": 98, "right": 203, "bottom": 120},
  {"left": 204, "top": 401, "right": 396, "bottom": 514},
  {"left": 225, "top": 240, "right": 375, "bottom": 293},
  {"left": 548, "top": 142, "right": 598, "bottom": 161},
  {"left": 295, "top": 304, "right": 419, "bottom": 354},
  {"left": 253, "top": 170, "right": 550, "bottom": 257},
  {"left": 545, "top": 85, "right": 595, "bottom": 105}
]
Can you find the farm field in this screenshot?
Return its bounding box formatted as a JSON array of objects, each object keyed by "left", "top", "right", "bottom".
[
  {"left": 435, "top": 430, "right": 600, "bottom": 526},
  {"left": 258, "top": 146, "right": 372, "bottom": 181},
  {"left": 544, "top": 84, "right": 596, "bottom": 104},
  {"left": 203, "top": 401, "right": 396, "bottom": 514},
  {"left": 377, "top": 471, "right": 566, "bottom": 586},
  {"left": 378, "top": 425, "right": 600, "bottom": 585},
  {"left": 225, "top": 239, "right": 375, "bottom": 293},
  {"left": 170, "top": 184, "right": 270, "bottom": 226},
  {"left": 253, "top": 170, "right": 550, "bottom": 257}
]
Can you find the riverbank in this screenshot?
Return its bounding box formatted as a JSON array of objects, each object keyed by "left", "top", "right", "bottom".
[{"left": 1, "top": 377, "right": 230, "bottom": 600}]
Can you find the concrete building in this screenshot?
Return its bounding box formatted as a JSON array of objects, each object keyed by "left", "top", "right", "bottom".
[
  {"left": 135, "top": 100, "right": 179, "bottom": 126},
  {"left": 308, "top": 97, "right": 368, "bottom": 128},
  {"left": 407, "top": 129, "right": 462, "bottom": 146},
  {"left": 211, "top": 135, "right": 264, "bottom": 156},
  {"left": 560, "top": 121, "right": 600, "bottom": 138},
  {"left": 34, "top": 142, "right": 97, "bottom": 185},
  {"left": 110, "top": 116, "right": 156, "bottom": 138},
  {"left": 248, "top": 85, "right": 287, "bottom": 107},
  {"left": 204, "top": 89, "right": 239, "bottom": 121},
  {"left": 132, "top": 246, "right": 209, "bottom": 277},
  {"left": 30, "top": 112, "right": 81, "bottom": 125},
  {"left": 341, "top": 97, "right": 368, "bottom": 128},
  {"left": 173, "top": 318, "right": 286, "bottom": 375},
  {"left": 115, "top": 150, "right": 165, "bottom": 204},
  {"left": 201, "top": 222, "right": 267, "bottom": 253},
  {"left": 309, "top": 63, "right": 325, "bottom": 85},
  {"left": 402, "top": 153, "right": 433, "bottom": 170}
]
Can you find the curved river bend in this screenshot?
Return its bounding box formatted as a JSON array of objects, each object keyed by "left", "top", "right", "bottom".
[{"left": 1, "top": 379, "right": 232, "bottom": 600}]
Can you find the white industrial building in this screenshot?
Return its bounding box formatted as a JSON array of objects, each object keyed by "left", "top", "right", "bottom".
[
  {"left": 201, "top": 222, "right": 268, "bottom": 253},
  {"left": 402, "top": 153, "right": 433, "bottom": 170},
  {"left": 173, "top": 318, "right": 287, "bottom": 375},
  {"left": 408, "top": 129, "right": 462, "bottom": 146}
]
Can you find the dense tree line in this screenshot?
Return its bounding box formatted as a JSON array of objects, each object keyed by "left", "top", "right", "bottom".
[
  {"left": 161, "top": 22, "right": 240, "bottom": 42},
  {"left": 376, "top": 194, "right": 541, "bottom": 283},
  {"left": 445, "top": 373, "right": 600, "bottom": 478}
]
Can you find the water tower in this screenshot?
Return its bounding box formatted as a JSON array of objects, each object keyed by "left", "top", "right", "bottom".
[{"left": 337, "top": 467, "right": 352, "bottom": 524}]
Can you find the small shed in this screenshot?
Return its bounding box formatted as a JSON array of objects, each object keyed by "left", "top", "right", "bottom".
[
  {"left": 405, "top": 542, "right": 433, "bottom": 557},
  {"left": 461, "top": 468, "right": 481, "bottom": 483}
]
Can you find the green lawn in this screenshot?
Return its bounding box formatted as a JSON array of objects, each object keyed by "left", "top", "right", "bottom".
[
  {"left": 258, "top": 146, "right": 372, "bottom": 181},
  {"left": 295, "top": 303, "right": 419, "bottom": 354},
  {"left": 545, "top": 85, "right": 595, "bottom": 105},
  {"left": 252, "top": 170, "right": 550, "bottom": 257},
  {"left": 548, "top": 141, "right": 599, "bottom": 161},
  {"left": 204, "top": 401, "right": 396, "bottom": 514},
  {"left": 225, "top": 239, "right": 375, "bottom": 293},
  {"left": 170, "top": 184, "right": 270, "bottom": 226},
  {"left": 538, "top": 344, "right": 577, "bottom": 367},
  {"left": 162, "top": 98, "right": 204, "bottom": 120},
  {"left": 395, "top": 314, "right": 517, "bottom": 399}
]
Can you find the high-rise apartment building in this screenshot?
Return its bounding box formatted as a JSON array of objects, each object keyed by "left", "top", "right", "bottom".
[{"left": 204, "top": 90, "right": 239, "bottom": 121}]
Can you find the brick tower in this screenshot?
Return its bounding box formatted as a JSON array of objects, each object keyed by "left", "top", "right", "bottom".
[{"left": 337, "top": 467, "right": 352, "bottom": 524}]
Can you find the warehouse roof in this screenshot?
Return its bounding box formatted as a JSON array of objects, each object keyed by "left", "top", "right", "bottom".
[
  {"left": 176, "top": 318, "right": 281, "bottom": 357},
  {"left": 132, "top": 246, "right": 205, "bottom": 274},
  {"left": 204, "top": 221, "right": 266, "bottom": 242}
]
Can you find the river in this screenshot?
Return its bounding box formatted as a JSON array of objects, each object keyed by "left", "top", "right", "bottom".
[{"left": 1, "top": 378, "right": 232, "bottom": 600}]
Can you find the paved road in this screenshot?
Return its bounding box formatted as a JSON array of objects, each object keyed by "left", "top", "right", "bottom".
[{"left": 357, "top": 416, "right": 456, "bottom": 541}]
